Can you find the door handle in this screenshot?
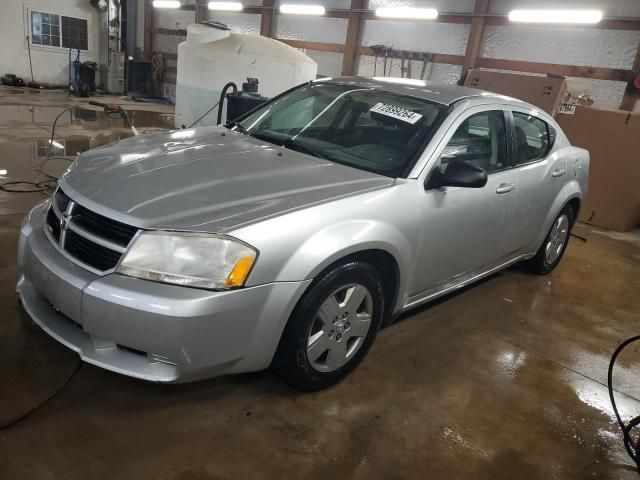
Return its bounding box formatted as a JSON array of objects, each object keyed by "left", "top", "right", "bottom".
[
  {"left": 495, "top": 183, "right": 515, "bottom": 194},
  {"left": 552, "top": 168, "right": 567, "bottom": 177}
]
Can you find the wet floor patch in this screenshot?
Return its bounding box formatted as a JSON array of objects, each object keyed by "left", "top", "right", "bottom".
[
  {"left": 0, "top": 88, "right": 174, "bottom": 216},
  {"left": 0, "top": 87, "right": 41, "bottom": 95},
  {"left": 0, "top": 104, "right": 174, "bottom": 130},
  {"left": 0, "top": 134, "right": 132, "bottom": 184},
  {"left": 0, "top": 131, "right": 138, "bottom": 215}
]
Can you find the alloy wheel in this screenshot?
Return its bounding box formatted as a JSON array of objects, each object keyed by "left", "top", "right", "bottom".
[
  {"left": 306, "top": 283, "right": 374, "bottom": 372},
  {"left": 545, "top": 214, "right": 570, "bottom": 265}
]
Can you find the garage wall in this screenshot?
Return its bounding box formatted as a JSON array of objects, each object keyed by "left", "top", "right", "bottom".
[
  {"left": 481, "top": 0, "right": 640, "bottom": 109},
  {"left": 0, "top": 0, "right": 102, "bottom": 85},
  {"left": 153, "top": 8, "right": 195, "bottom": 100},
  {"left": 152, "top": 0, "right": 640, "bottom": 109},
  {"left": 274, "top": 0, "right": 348, "bottom": 75}
]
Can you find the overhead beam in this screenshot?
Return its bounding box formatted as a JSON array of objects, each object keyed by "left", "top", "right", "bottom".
[
  {"left": 620, "top": 41, "right": 640, "bottom": 110},
  {"left": 460, "top": 0, "right": 489, "bottom": 83},
  {"left": 277, "top": 39, "right": 345, "bottom": 53},
  {"left": 143, "top": 0, "right": 153, "bottom": 60},
  {"left": 260, "top": 0, "right": 275, "bottom": 37},
  {"left": 341, "top": 0, "right": 366, "bottom": 75},
  {"left": 477, "top": 57, "right": 632, "bottom": 82},
  {"left": 358, "top": 48, "right": 464, "bottom": 66},
  {"left": 195, "top": 0, "right": 207, "bottom": 23},
  {"left": 273, "top": 38, "right": 633, "bottom": 81}
]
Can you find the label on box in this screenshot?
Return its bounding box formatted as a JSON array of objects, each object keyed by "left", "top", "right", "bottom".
[
  {"left": 557, "top": 103, "right": 577, "bottom": 115},
  {"left": 369, "top": 103, "right": 423, "bottom": 124}
]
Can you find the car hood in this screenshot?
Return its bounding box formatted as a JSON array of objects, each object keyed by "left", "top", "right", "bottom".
[{"left": 59, "top": 126, "right": 394, "bottom": 232}]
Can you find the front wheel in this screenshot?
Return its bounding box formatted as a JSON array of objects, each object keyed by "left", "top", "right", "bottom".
[
  {"left": 525, "top": 205, "right": 574, "bottom": 275},
  {"left": 272, "top": 261, "right": 384, "bottom": 391}
]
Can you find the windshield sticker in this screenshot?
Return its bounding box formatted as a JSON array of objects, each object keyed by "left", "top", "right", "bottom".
[{"left": 369, "top": 103, "right": 423, "bottom": 124}]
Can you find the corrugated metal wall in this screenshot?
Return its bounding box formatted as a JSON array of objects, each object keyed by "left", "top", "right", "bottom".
[{"left": 155, "top": 0, "right": 640, "bottom": 109}]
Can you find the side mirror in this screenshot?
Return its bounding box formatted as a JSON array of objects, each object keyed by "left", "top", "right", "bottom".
[{"left": 426, "top": 161, "right": 488, "bottom": 189}]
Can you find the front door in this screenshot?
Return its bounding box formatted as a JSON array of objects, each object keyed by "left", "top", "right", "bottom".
[{"left": 410, "top": 108, "right": 517, "bottom": 298}]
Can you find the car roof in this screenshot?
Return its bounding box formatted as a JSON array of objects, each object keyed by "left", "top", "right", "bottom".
[{"left": 316, "top": 76, "right": 512, "bottom": 107}]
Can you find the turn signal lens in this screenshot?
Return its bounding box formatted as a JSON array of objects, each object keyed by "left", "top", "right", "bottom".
[{"left": 225, "top": 255, "right": 255, "bottom": 288}]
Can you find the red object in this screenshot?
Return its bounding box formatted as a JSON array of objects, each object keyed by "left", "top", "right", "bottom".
[{"left": 634, "top": 74, "right": 640, "bottom": 90}]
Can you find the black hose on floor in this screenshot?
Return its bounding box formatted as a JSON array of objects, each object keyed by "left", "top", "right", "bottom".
[
  {"left": 0, "top": 361, "right": 82, "bottom": 429},
  {"left": 608, "top": 335, "right": 640, "bottom": 474}
]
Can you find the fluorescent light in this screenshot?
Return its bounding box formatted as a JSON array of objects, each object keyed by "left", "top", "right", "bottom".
[
  {"left": 373, "top": 77, "right": 427, "bottom": 87},
  {"left": 375, "top": 7, "right": 438, "bottom": 20},
  {"left": 279, "top": 4, "right": 325, "bottom": 15},
  {"left": 153, "top": 0, "right": 181, "bottom": 8},
  {"left": 208, "top": 1, "right": 243, "bottom": 11},
  {"left": 508, "top": 9, "right": 602, "bottom": 24}
]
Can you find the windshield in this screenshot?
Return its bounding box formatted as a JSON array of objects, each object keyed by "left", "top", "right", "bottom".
[{"left": 237, "top": 82, "right": 446, "bottom": 178}]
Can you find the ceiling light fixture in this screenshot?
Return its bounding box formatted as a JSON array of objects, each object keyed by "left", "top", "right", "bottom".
[
  {"left": 508, "top": 9, "right": 603, "bottom": 24},
  {"left": 208, "top": 2, "right": 243, "bottom": 11},
  {"left": 373, "top": 77, "right": 427, "bottom": 86},
  {"left": 375, "top": 7, "right": 438, "bottom": 20},
  {"left": 279, "top": 4, "right": 326, "bottom": 15}
]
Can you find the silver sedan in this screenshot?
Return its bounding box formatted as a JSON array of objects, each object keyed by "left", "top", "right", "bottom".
[{"left": 17, "top": 77, "right": 589, "bottom": 390}]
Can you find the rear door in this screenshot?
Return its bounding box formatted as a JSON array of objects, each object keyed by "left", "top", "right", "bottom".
[
  {"left": 502, "top": 109, "right": 567, "bottom": 254},
  {"left": 410, "top": 106, "right": 518, "bottom": 296}
]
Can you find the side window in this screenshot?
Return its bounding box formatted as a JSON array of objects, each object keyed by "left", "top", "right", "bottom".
[
  {"left": 440, "top": 110, "right": 507, "bottom": 174},
  {"left": 513, "top": 112, "right": 551, "bottom": 165}
]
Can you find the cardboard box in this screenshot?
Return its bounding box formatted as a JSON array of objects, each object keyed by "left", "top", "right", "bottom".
[
  {"left": 464, "top": 69, "right": 568, "bottom": 116},
  {"left": 557, "top": 106, "right": 640, "bottom": 232}
]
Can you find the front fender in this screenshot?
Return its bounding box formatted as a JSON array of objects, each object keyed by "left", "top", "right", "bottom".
[
  {"left": 231, "top": 184, "right": 420, "bottom": 313},
  {"left": 277, "top": 219, "right": 411, "bottom": 305}
]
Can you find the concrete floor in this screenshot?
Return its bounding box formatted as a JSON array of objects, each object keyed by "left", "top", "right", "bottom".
[{"left": 1, "top": 86, "right": 640, "bottom": 479}]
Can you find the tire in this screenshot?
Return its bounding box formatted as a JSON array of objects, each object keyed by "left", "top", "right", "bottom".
[
  {"left": 524, "top": 204, "right": 574, "bottom": 275},
  {"left": 272, "top": 260, "right": 385, "bottom": 391}
]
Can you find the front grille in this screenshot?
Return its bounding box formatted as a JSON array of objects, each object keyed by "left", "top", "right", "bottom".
[
  {"left": 46, "top": 188, "right": 139, "bottom": 272},
  {"left": 54, "top": 188, "right": 71, "bottom": 213},
  {"left": 72, "top": 203, "right": 138, "bottom": 247},
  {"left": 65, "top": 230, "right": 123, "bottom": 271},
  {"left": 46, "top": 207, "right": 61, "bottom": 241}
]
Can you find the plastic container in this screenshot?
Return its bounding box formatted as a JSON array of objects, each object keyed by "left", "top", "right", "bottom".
[{"left": 175, "top": 23, "right": 317, "bottom": 128}]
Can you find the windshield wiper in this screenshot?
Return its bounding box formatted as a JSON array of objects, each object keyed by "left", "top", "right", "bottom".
[
  {"left": 282, "top": 137, "right": 329, "bottom": 160},
  {"left": 226, "top": 121, "right": 251, "bottom": 136}
]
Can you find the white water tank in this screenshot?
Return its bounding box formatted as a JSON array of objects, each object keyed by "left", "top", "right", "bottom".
[{"left": 175, "top": 23, "right": 318, "bottom": 128}]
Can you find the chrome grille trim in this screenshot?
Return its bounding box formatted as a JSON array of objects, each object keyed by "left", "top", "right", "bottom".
[
  {"left": 65, "top": 221, "right": 127, "bottom": 253},
  {"left": 45, "top": 188, "right": 139, "bottom": 274}
]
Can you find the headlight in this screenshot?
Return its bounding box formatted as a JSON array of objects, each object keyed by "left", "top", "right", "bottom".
[{"left": 116, "top": 232, "right": 257, "bottom": 290}]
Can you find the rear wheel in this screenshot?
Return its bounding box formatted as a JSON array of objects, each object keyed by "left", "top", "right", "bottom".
[
  {"left": 272, "top": 261, "right": 384, "bottom": 391},
  {"left": 525, "top": 205, "right": 574, "bottom": 274}
]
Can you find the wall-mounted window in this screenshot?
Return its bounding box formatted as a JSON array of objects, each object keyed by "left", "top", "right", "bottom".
[{"left": 30, "top": 10, "right": 88, "bottom": 51}]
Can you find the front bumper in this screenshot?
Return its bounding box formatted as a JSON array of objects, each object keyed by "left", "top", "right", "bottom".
[{"left": 16, "top": 202, "right": 311, "bottom": 383}]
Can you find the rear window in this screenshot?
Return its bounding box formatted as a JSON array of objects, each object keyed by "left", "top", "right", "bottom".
[{"left": 513, "top": 112, "right": 552, "bottom": 165}]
